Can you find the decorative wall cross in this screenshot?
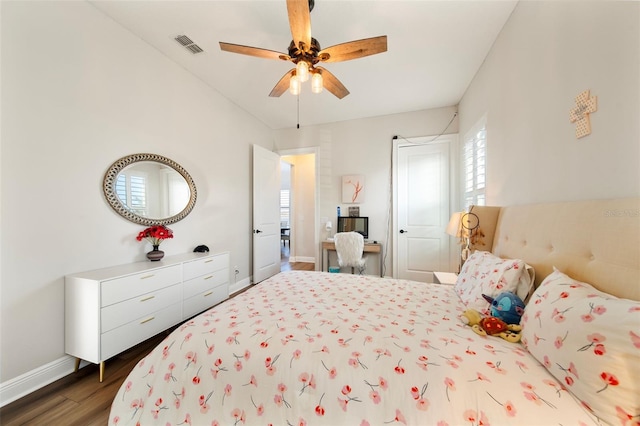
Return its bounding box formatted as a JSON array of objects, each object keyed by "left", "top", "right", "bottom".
[{"left": 569, "top": 89, "right": 597, "bottom": 139}]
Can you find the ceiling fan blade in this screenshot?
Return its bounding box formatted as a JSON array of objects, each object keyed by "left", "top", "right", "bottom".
[
  {"left": 286, "top": 0, "right": 311, "bottom": 52},
  {"left": 269, "top": 69, "right": 296, "bottom": 97},
  {"left": 219, "top": 42, "right": 290, "bottom": 61},
  {"left": 316, "top": 66, "right": 349, "bottom": 99},
  {"left": 318, "top": 35, "right": 388, "bottom": 63}
]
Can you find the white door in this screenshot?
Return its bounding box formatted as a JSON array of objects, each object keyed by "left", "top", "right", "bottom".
[
  {"left": 253, "top": 145, "right": 281, "bottom": 283},
  {"left": 394, "top": 137, "right": 453, "bottom": 282}
]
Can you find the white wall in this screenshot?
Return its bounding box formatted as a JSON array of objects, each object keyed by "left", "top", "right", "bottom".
[
  {"left": 0, "top": 1, "right": 273, "bottom": 387},
  {"left": 3, "top": 0, "right": 638, "bottom": 404},
  {"left": 273, "top": 107, "right": 460, "bottom": 276},
  {"left": 459, "top": 1, "right": 639, "bottom": 205}
]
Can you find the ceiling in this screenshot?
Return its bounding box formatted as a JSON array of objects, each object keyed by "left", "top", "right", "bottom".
[{"left": 90, "top": 0, "right": 517, "bottom": 130}]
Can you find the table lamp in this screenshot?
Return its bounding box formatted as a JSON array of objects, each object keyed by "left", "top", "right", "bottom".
[{"left": 446, "top": 212, "right": 464, "bottom": 272}]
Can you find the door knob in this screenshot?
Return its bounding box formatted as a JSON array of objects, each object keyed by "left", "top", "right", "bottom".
[
  {"left": 254, "top": 229, "right": 263, "bottom": 234},
  {"left": 399, "top": 229, "right": 407, "bottom": 234}
]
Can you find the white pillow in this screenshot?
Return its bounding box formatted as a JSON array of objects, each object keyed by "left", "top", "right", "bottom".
[
  {"left": 520, "top": 268, "right": 640, "bottom": 425},
  {"left": 454, "top": 251, "right": 533, "bottom": 315}
]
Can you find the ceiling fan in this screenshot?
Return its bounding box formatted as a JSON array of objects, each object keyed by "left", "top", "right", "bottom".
[{"left": 219, "top": 0, "right": 387, "bottom": 99}]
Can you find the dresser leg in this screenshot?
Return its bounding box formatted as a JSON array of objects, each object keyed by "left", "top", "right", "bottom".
[
  {"left": 99, "top": 362, "right": 105, "bottom": 382},
  {"left": 74, "top": 358, "right": 81, "bottom": 373}
]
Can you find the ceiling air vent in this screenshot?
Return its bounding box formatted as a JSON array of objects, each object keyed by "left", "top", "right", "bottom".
[{"left": 174, "top": 35, "right": 204, "bottom": 54}]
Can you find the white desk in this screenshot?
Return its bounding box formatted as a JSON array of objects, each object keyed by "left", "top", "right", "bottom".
[{"left": 321, "top": 241, "right": 383, "bottom": 277}]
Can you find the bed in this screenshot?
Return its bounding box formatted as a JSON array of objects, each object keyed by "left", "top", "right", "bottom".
[{"left": 109, "top": 198, "right": 639, "bottom": 425}]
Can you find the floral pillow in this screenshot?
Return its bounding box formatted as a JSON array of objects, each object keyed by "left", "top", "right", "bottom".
[
  {"left": 520, "top": 268, "right": 640, "bottom": 425},
  {"left": 454, "top": 251, "right": 533, "bottom": 316}
]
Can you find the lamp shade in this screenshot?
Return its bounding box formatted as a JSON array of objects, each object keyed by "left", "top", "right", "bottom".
[
  {"left": 289, "top": 74, "right": 301, "bottom": 95},
  {"left": 311, "top": 72, "right": 323, "bottom": 94},
  {"left": 446, "top": 212, "right": 463, "bottom": 237},
  {"left": 296, "top": 61, "right": 309, "bottom": 82},
  {"left": 326, "top": 220, "right": 332, "bottom": 231}
]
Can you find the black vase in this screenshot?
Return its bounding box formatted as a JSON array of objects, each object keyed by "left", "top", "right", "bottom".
[{"left": 146, "top": 245, "right": 164, "bottom": 261}]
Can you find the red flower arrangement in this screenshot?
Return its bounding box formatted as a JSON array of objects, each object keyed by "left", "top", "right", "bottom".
[{"left": 136, "top": 225, "right": 174, "bottom": 247}]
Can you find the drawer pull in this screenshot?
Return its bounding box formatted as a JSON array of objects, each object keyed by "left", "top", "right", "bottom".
[
  {"left": 204, "top": 259, "right": 214, "bottom": 263},
  {"left": 140, "top": 274, "right": 155, "bottom": 280},
  {"left": 140, "top": 295, "right": 155, "bottom": 302},
  {"left": 140, "top": 316, "right": 155, "bottom": 324},
  {"left": 204, "top": 291, "right": 214, "bottom": 297},
  {"left": 204, "top": 275, "right": 214, "bottom": 280}
]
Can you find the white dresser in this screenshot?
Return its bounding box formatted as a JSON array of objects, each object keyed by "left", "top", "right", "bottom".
[{"left": 65, "top": 252, "right": 229, "bottom": 381}]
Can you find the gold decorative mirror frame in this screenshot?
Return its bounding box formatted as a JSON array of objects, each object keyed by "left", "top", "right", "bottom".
[{"left": 103, "top": 153, "right": 197, "bottom": 226}]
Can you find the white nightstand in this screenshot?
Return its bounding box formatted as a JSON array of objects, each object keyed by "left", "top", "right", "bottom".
[{"left": 433, "top": 271, "right": 458, "bottom": 286}]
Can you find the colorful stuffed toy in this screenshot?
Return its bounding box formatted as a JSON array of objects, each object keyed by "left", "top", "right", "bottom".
[
  {"left": 482, "top": 292, "right": 525, "bottom": 325},
  {"left": 460, "top": 309, "right": 483, "bottom": 326},
  {"left": 460, "top": 308, "right": 523, "bottom": 343}
]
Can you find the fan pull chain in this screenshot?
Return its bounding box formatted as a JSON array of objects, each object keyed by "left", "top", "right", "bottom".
[{"left": 297, "top": 94, "right": 300, "bottom": 129}]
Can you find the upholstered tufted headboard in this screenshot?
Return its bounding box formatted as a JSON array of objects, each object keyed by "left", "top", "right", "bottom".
[{"left": 483, "top": 198, "right": 639, "bottom": 301}]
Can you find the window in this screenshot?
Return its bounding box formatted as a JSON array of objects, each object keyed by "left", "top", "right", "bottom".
[
  {"left": 462, "top": 119, "right": 486, "bottom": 209},
  {"left": 116, "top": 173, "right": 148, "bottom": 217},
  {"left": 280, "top": 189, "right": 290, "bottom": 226}
]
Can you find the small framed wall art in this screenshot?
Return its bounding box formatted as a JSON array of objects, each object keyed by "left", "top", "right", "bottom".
[{"left": 342, "top": 175, "right": 364, "bottom": 203}]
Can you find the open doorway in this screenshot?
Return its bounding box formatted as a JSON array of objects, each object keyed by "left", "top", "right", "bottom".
[
  {"left": 280, "top": 160, "right": 292, "bottom": 269},
  {"left": 279, "top": 150, "right": 318, "bottom": 271}
]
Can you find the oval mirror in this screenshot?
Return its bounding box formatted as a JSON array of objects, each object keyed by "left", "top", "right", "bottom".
[{"left": 103, "top": 153, "right": 197, "bottom": 226}]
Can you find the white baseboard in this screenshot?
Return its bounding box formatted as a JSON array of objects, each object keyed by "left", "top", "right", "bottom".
[
  {"left": 229, "top": 276, "right": 252, "bottom": 295},
  {"left": 289, "top": 256, "right": 315, "bottom": 263},
  {"left": 0, "top": 355, "right": 78, "bottom": 408}
]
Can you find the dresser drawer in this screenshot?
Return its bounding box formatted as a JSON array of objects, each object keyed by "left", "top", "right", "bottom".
[
  {"left": 101, "top": 265, "right": 181, "bottom": 307},
  {"left": 101, "top": 283, "right": 181, "bottom": 333},
  {"left": 183, "top": 268, "right": 227, "bottom": 300},
  {"left": 101, "top": 302, "right": 182, "bottom": 361},
  {"left": 183, "top": 284, "right": 229, "bottom": 319},
  {"left": 183, "top": 254, "right": 228, "bottom": 281}
]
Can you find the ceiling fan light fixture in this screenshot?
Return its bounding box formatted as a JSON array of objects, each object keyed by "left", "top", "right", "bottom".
[
  {"left": 289, "top": 74, "right": 301, "bottom": 95},
  {"left": 296, "top": 60, "right": 310, "bottom": 82},
  {"left": 219, "top": 0, "right": 386, "bottom": 100},
  {"left": 311, "top": 71, "right": 323, "bottom": 94}
]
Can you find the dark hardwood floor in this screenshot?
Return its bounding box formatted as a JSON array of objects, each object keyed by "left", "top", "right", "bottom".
[{"left": 0, "top": 250, "right": 314, "bottom": 425}]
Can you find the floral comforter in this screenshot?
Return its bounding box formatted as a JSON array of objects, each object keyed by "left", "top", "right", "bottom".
[{"left": 110, "top": 271, "right": 598, "bottom": 425}]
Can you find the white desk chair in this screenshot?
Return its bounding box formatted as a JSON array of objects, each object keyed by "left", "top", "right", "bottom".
[{"left": 333, "top": 231, "right": 366, "bottom": 274}]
